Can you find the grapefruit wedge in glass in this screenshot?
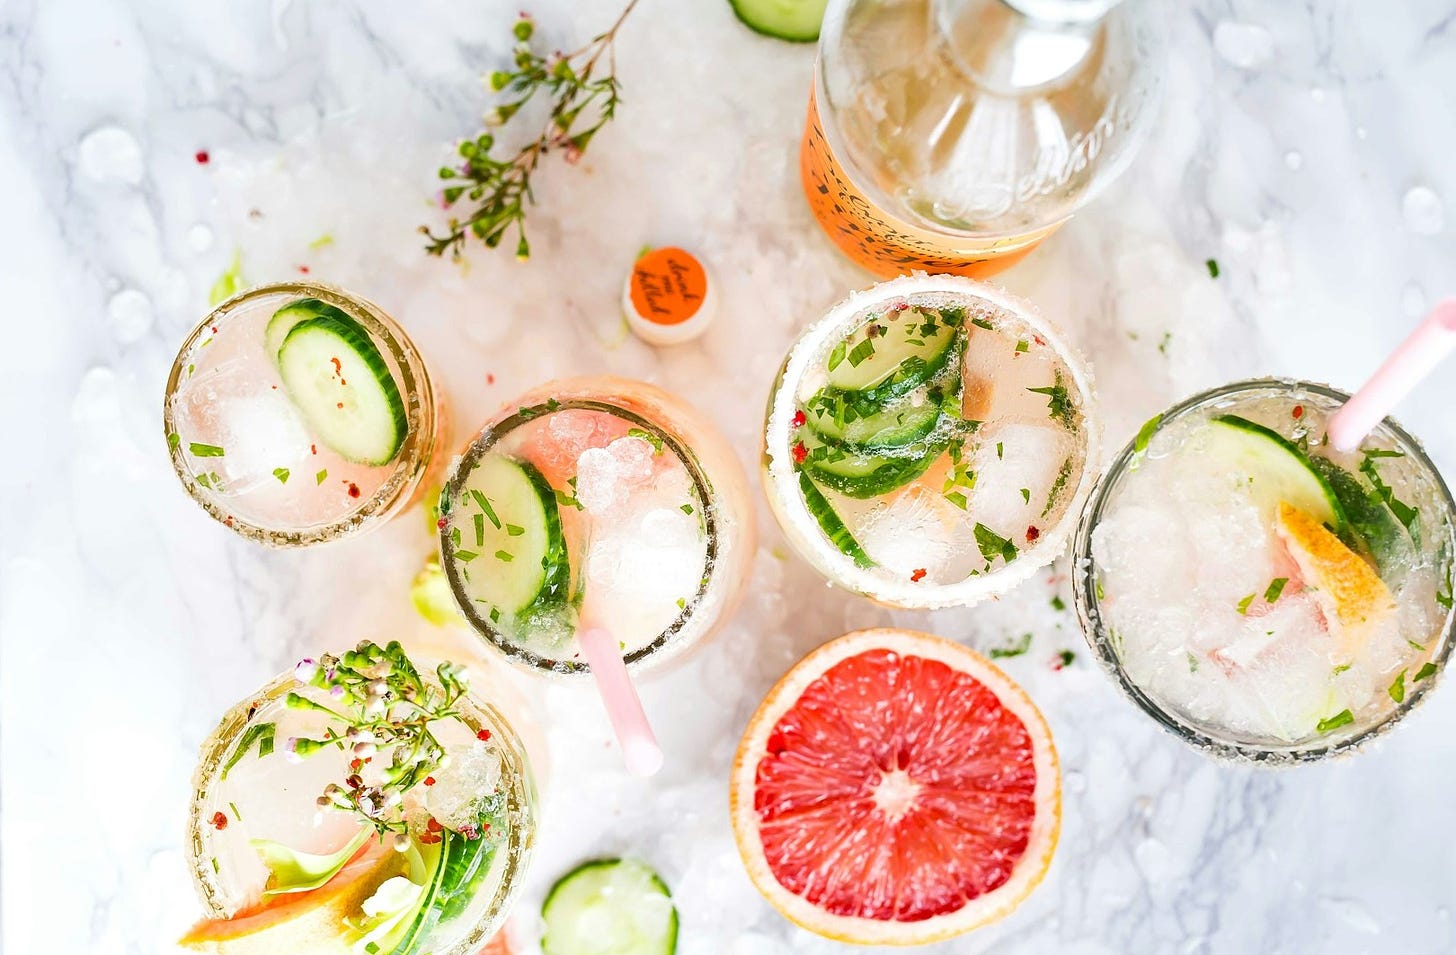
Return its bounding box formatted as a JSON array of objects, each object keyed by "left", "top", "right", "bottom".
[{"left": 730, "top": 628, "right": 1060, "bottom": 945}]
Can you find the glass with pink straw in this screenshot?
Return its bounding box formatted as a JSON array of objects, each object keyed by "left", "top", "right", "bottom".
[{"left": 437, "top": 377, "right": 756, "bottom": 776}]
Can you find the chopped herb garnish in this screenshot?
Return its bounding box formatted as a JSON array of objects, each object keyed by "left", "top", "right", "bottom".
[
  {"left": 680, "top": 503, "right": 694, "bottom": 514},
  {"left": 945, "top": 491, "right": 969, "bottom": 510},
  {"left": 211, "top": 857, "right": 220, "bottom": 874},
  {"left": 1129, "top": 413, "right": 1162, "bottom": 470},
  {"left": 166, "top": 432, "right": 181, "bottom": 450},
  {"left": 228, "top": 801, "right": 244, "bottom": 822},
  {"left": 1158, "top": 331, "right": 1171, "bottom": 355},
  {"left": 1236, "top": 593, "right": 1256, "bottom": 615},
  {"left": 473, "top": 512, "right": 486, "bottom": 547},
  {"left": 316, "top": 469, "right": 328, "bottom": 485},
  {"left": 1027, "top": 370, "right": 1076, "bottom": 430},
  {"left": 827, "top": 341, "right": 847, "bottom": 372},
  {"left": 455, "top": 550, "right": 479, "bottom": 562},
  {"left": 989, "top": 633, "right": 1032, "bottom": 659},
  {"left": 1042, "top": 457, "right": 1074, "bottom": 517},
  {"left": 974, "top": 523, "right": 1018, "bottom": 565},
  {"left": 1020, "top": 488, "right": 1031, "bottom": 504},
  {"left": 1187, "top": 652, "right": 1200, "bottom": 673},
  {"left": 1015, "top": 339, "right": 1029, "bottom": 354},
  {"left": 996, "top": 441, "right": 1004, "bottom": 460},
  {"left": 971, "top": 317, "right": 994, "bottom": 331},
  {"left": 1359, "top": 448, "right": 1419, "bottom": 539},
  {"left": 1333, "top": 663, "right": 1352, "bottom": 674},
  {"left": 1051, "top": 595, "right": 1066, "bottom": 612},
  {"left": 1316, "top": 709, "right": 1354, "bottom": 733},
  {"left": 489, "top": 606, "right": 501, "bottom": 624},
  {"left": 494, "top": 550, "right": 514, "bottom": 562},
  {"left": 470, "top": 490, "right": 501, "bottom": 529},
  {"left": 626, "top": 427, "right": 664, "bottom": 453},
  {"left": 189, "top": 442, "right": 225, "bottom": 457},
  {"left": 1095, "top": 577, "right": 1106, "bottom": 601},
  {"left": 1437, "top": 562, "right": 1453, "bottom": 610},
  {"left": 1264, "top": 577, "right": 1289, "bottom": 603},
  {"left": 846, "top": 338, "right": 876, "bottom": 367},
  {"left": 273, "top": 467, "right": 290, "bottom": 484},
  {"left": 1057, "top": 649, "right": 1075, "bottom": 667},
  {"left": 554, "top": 488, "right": 584, "bottom": 510},
  {"left": 308, "top": 233, "right": 335, "bottom": 250},
  {"left": 505, "top": 523, "right": 525, "bottom": 537},
  {"left": 1205, "top": 258, "right": 1220, "bottom": 278},
  {"left": 675, "top": 597, "right": 686, "bottom": 610},
  {"left": 221, "top": 722, "right": 276, "bottom": 779},
  {"left": 1415, "top": 662, "right": 1438, "bottom": 682},
  {"left": 1389, "top": 670, "right": 1406, "bottom": 703}
]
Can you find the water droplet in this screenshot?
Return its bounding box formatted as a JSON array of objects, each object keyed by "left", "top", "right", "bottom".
[
  {"left": 76, "top": 125, "right": 144, "bottom": 185},
  {"left": 1284, "top": 151, "right": 1304, "bottom": 171},
  {"left": 188, "top": 224, "right": 214, "bottom": 252},
  {"left": 1213, "top": 22, "right": 1274, "bottom": 70},
  {"left": 1403, "top": 186, "right": 1444, "bottom": 235},
  {"left": 1401, "top": 282, "right": 1426, "bottom": 318},
  {"left": 107, "top": 289, "right": 153, "bottom": 344}
]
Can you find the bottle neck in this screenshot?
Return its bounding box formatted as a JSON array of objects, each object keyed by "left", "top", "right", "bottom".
[{"left": 932, "top": 0, "right": 1118, "bottom": 91}]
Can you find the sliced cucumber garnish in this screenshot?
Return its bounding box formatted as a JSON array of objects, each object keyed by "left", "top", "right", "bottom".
[
  {"left": 1207, "top": 415, "right": 1344, "bottom": 530},
  {"left": 728, "top": 0, "right": 828, "bottom": 42},
  {"left": 542, "top": 858, "right": 678, "bottom": 955},
  {"left": 801, "top": 431, "right": 946, "bottom": 499},
  {"left": 799, "top": 471, "right": 873, "bottom": 568},
  {"left": 452, "top": 455, "right": 570, "bottom": 620},
  {"left": 277, "top": 314, "right": 407, "bottom": 466},
  {"left": 391, "top": 824, "right": 500, "bottom": 955},
  {"left": 825, "top": 307, "right": 960, "bottom": 404},
  {"left": 803, "top": 366, "right": 957, "bottom": 451},
  {"left": 265, "top": 297, "right": 346, "bottom": 360},
  {"left": 1310, "top": 456, "right": 1411, "bottom": 575}
]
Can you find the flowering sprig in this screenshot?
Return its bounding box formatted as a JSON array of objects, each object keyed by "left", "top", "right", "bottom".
[
  {"left": 420, "top": 0, "right": 640, "bottom": 261},
  {"left": 283, "top": 640, "right": 471, "bottom": 841}
]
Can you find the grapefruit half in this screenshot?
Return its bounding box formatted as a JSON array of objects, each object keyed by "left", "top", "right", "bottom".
[{"left": 730, "top": 628, "right": 1060, "bottom": 945}]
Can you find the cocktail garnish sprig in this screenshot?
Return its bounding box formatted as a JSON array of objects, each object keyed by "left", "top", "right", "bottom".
[
  {"left": 421, "top": 1, "right": 640, "bottom": 262},
  {"left": 284, "top": 640, "right": 472, "bottom": 843}
]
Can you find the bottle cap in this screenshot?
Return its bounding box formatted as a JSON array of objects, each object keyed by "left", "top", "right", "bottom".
[{"left": 622, "top": 246, "right": 716, "bottom": 345}]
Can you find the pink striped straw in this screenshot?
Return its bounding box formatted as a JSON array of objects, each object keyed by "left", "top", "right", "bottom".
[
  {"left": 1327, "top": 299, "right": 1456, "bottom": 452},
  {"left": 578, "top": 626, "right": 663, "bottom": 777}
]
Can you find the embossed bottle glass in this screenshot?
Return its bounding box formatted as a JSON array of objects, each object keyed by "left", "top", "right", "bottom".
[{"left": 803, "top": 0, "right": 1163, "bottom": 278}]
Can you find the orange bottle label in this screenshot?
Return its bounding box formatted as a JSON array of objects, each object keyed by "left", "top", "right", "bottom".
[
  {"left": 629, "top": 247, "right": 707, "bottom": 326},
  {"left": 799, "top": 88, "right": 1057, "bottom": 279}
]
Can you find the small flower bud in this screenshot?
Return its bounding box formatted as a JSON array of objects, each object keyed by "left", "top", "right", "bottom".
[
  {"left": 293, "top": 658, "right": 319, "bottom": 683},
  {"left": 392, "top": 832, "right": 411, "bottom": 852},
  {"left": 352, "top": 741, "right": 378, "bottom": 759},
  {"left": 513, "top": 17, "right": 533, "bottom": 41},
  {"left": 488, "top": 70, "right": 511, "bottom": 91}
]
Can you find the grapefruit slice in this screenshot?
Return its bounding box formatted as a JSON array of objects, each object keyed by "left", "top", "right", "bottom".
[
  {"left": 730, "top": 628, "right": 1059, "bottom": 945},
  {"left": 1276, "top": 501, "right": 1396, "bottom": 659},
  {"left": 179, "top": 839, "right": 404, "bottom": 954}
]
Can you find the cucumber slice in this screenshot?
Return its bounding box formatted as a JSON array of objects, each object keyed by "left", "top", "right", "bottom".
[
  {"left": 803, "top": 368, "right": 957, "bottom": 451},
  {"left": 826, "top": 307, "right": 960, "bottom": 404},
  {"left": 1310, "top": 456, "right": 1411, "bottom": 575},
  {"left": 277, "top": 314, "right": 407, "bottom": 466},
  {"left": 542, "top": 859, "right": 678, "bottom": 955},
  {"left": 1207, "top": 415, "right": 1344, "bottom": 530},
  {"left": 265, "top": 297, "right": 346, "bottom": 360},
  {"left": 799, "top": 472, "right": 874, "bottom": 568},
  {"left": 391, "top": 823, "right": 500, "bottom": 955},
  {"left": 728, "top": 0, "right": 827, "bottom": 42},
  {"left": 801, "top": 431, "right": 946, "bottom": 499},
  {"left": 452, "top": 456, "right": 570, "bottom": 619}
]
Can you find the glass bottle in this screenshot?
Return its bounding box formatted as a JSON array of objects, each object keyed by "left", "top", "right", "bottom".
[{"left": 802, "top": 0, "right": 1164, "bottom": 278}]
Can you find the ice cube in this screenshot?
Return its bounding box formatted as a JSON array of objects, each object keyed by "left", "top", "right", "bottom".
[
  {"left": 214, "top": 392, "right": 312, "bottom": 493},
  {"left": 584, "top": 507, "right": 707, "bottom": 648},
  {"left": 855, "top": 485, "right": 965, "bottom": 578},
  {"left": 531, "top": 408, "right": 630, "bottom": 478},
  {"left": 576, "top": 438, "right": 657, "bottom": 515},
  {"left": 424, "top": 740, "right": 502, "bottom": 831},
  {"left": 966, "top": 420, "right": 1077, "bottom": 538},
  {"left": 960, "top": 327, "right": 1070, "bottom": 423}
]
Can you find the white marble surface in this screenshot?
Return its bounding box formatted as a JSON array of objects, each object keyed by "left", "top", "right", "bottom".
[{"left": 4, "top": 1, "right": 1456, "bottom": 953}]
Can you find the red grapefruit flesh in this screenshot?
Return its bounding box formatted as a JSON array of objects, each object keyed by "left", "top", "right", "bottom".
[{"left": 730, "top": 628, "right": 1060, "bottom": 945}]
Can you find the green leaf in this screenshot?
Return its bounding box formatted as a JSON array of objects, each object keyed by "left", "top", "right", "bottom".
[
  {"left": 1389, "top": 670, "right": 1406, "bottom": 703},
  {"left": 1051, "top": 595, "right": 1066, "bottom": 612},
  {"left": 846, "top": 338, "right": 876, "bottom": 367},
  {"left": 221, "top": 722, "right": 276, "bottom": 779},
  {"left": 1020, "top": 488, "right": 1030, "bottom": 504},
  {"left": 1027, "top": 371, "right": 1076, "bottom": 429},
  {"left": 1316, "top": 709, "right": 1354, "bottom": 733},
  {"left": 316, "top": 468, "right": 329, "bottom": 485},
  {"left": 1236, "top": 593, "right": 1255, "bottom": 615},
  {"left": 1129, "top": 414, "right": 1162, "bottom": 470},
  {"left": 989, "top": 633, "right": 1032, "bottom": 659},
  {"left": 1057, "top": 649, "right": 1075, "bottom": 667},
  {"left": 273, "top": 467, "right": 290, "bottom": 484},
  {"left": 167, "top": 432, "right": 181, "bottom": 450},
  {"left": 826, "top": 341, "right": 846, "bottom": 372},
  {"left": 974, "top": 523, "right": 1018, "bottom": 565},
  {"left": 1415, "top": 662, "right": 1438, "bottom": 682},
  {"left": 626, "top": 427, "right": 664, "bottom": 454},
  {"left": 189, "top": 442, "right": 225, "bottom": 457},
  {"left": 253, "top": 827, "right": 372, "bottom": 897},
  {"left": 469, "top": 490, "right": 501, "bottom": 529},
  {"left": 1205, "top": 258, "right": 1220, "bottom": 279},
  {"left": 1264, "top": 577, "right": 1288, "bottom": 603}
]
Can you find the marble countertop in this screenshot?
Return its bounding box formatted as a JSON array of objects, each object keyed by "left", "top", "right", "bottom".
[{"left": 5, "top": 1, "right": 1456, "bottom": 953}]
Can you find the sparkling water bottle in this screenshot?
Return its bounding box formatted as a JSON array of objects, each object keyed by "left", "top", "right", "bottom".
[{"left": 802, "top": 0, "right": 1164, "bottom": 277}]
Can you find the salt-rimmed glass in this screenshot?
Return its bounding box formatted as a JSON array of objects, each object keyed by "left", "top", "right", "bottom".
[{"left": 1073, "top": 379, "right": 1456, "bottom": 763}]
